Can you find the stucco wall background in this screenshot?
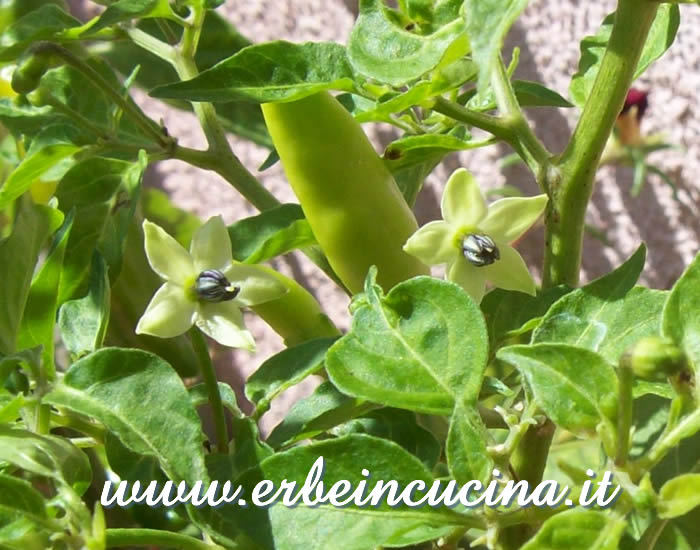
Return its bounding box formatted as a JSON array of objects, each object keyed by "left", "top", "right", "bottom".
[{"left": 70, "top": 1, "right": 700, "bottom": 430}]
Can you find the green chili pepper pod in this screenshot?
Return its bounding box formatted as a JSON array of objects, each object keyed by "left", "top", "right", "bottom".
[
  {"left": 11, "top": 44, "right": 53, "bottom": 95},
  {"left": 250, "top": 265, "right": 341, "bottom": 346},
  {"left": 261, "top": 92, "right": 429, "bottom": 294}
]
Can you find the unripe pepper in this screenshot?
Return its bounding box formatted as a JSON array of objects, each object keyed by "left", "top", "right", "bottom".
[
  {"left": 11, "top": 46, "right": 53, "bottom": 95},
  {"left": 624, "top": 336, "right": 687, "bottom": 381},
  {"left": 250, "top": 265, "right": 341, "bottom": 346},
  {"left": 261, "top": 92, "right": 429, "bottom": 294}
]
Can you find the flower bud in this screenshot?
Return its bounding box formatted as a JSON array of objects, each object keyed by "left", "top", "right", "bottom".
[{"left": 623, "top": 336, "right": 687, "bottom": 381}]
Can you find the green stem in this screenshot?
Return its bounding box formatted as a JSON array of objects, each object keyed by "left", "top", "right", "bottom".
[
  {"left": 190, "top": 328, "right": 229, "bottom": 454},
  {"left": 106, "top": 528, "right": 226, "bottom": 550},
  {"left": 490, "top": 57, "right": 551, "bottom": 183},
  {"left": 543, "top": 0, "right": 660, "bottom": 287},
  {"left": 35, "top": 42, "right": 172, "bottom": 149},
  {"left": 632, "top": 408, "right": 700, "bottom": 476},
  {"left": 637, "top": 519, "right": 669, "bottom": 550},
  {"left": 615, "top": 360, "right": 634, "bottom": 466},
  {"left": 432, "top": 95, "right": 550, "bottom": 190}
]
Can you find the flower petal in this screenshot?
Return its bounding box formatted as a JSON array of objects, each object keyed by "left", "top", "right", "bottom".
[
  {"left": 196, "top": 301, "right": 255, "bottom": 350},
  {"left": 482, "top": 244, "right": 537, "bottom": 296},
  {"left": 143, "top": 220, "right": 194, "bottom": 282},
  {"left": 403, "top": 220, "right": 456, "bottom": 266},
  {"left": 222, "top": 264, "right": 288, "bottom": 307},
  {"left": 191, "top": 215, "right": 233, "bottom": 273},
  {"left": 441, "top": 169, "right": 487, "bottom": 227},
  {"left": 447, "top": 258, "right": 487, "bottom": 303},
  {"left": 479, "top": 194, "right": 548, "bottom": 244},
  {"left": 136, "top": 282, "right": 196, "bottom": 338}
]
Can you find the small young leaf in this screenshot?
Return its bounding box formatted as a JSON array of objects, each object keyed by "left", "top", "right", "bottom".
[
  {"left": 0, "top": 474, "right": 49, "bottom": 527},
  {"left": 497, "top": 343, "right": 618, "bottom": 436},
  {"left": 86, "top": 0, "right": 178, "bottom": 33},
  {"left": 481, "top": 286, "right": 570, "bottom": 351},
  {"left": 464, "top": 0, "right": 528, "bottom": 95},
  {"left": 266, "top": 381, "right": 373, "bottom": 448},
  {"left": 58, "top": 252, "right": 111, "bottom": 358},
  {"left": 348, "top": 0, "right": 467, "bottom": 86},
  {"left": 659, "top": 474, "right": 700, "bottom": 519},
  {"left": 383, "top": 133, "right": 489, "bottom": 172},
  {"left": 326, "top": 274, "right": 489, "bottom": 415},
  {"left": 44, "top": 348, "right": 208, "bottom": 485},
  {"left": 0, "top": 5, "right": 80, "bottom": 62},
  {"left": 17, "top": 211, "right": 73, "bottom": 370},
  {"left": 0, "top": 198, "right": 63, "bottom": 355},
  {"left": 245, "top": 337, "right": 338, "bottom": 413},
  {"left": 569, "top": 5, "right": 679, "bottom": 107},
  {"left": 189, "top": 382, "right": 242, "bottom": 418},
  {"left": 446, "top": 401, "right": 493, "bottom": 484},
  {"left": 0, "top": 427, "right": 92, "bottom": 494},
  {"left": 333, "top": 408, "right": 441, "bottom": 469},
  {"left": 532, "top": 246, "right": 663, "bottom": 364},
  {"left": 151, "top": 41, "right": 357, "bottom": 103},
  {"left": 663, "top": 251, "right": 700, "bottom": 379},
  {"left": 0, "top": 130, "right": 81, "bottom": 209},
  {"left": 227, "top": 204, "right": 317, "bottom": 264},
  {"left": 520, "top": 509, "right": 626, "bottom": 550}
]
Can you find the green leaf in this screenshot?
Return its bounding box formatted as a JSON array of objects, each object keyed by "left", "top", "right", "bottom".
[
  {"left": 481, "top": 286, "right": 570, "bottom": 351},
  {"left": 383, "top": 133, "right": 488, "bottom": 171},
  {"left": 16, "top": 211, "right": 73, "bottom": 371},
  {"left": 333, "top": 408, "right": 441, "bottom": 469},
  {"left": 189, "top": 382, "right": 242, "bottom": 418},
  {"left": 349, "top": 59, "right": 478, "bottom": 124},
  {"left": 141, "top": 188, "right": 202, "bottom": 247},
  {"left": 326, "top": 273, "right": 489, "bottom": 415},
  {"left": 0, "top": 426, "right": 92, "bottom": 494},
  {"left": 195, "top": 435, "right": 460, "bottom": 550},
  {"left": 460, "top": 80, "right": 574, "bottom": 110},
  {"left": 58, "top": 252, "right": 111, "bottom": 358},
  {"left": 86, "top": 0, "right": 177, "bottom": 33},
  {"left": 0, "top": 474, "right": 49, "bottom": 528},
  {"left": 520, "top": 509, "right": 626, "bottom": 550},
  {"left": 497, "top": 343, "right": 618, "bottom": 436},
  {"left": 464, "top": 0, "right": 528, "bottom": 95},
  {"left": 0, "top": 131, "right": 81, "bottom": 209},
  {"left": 348, "top": 0, "right": 467, "bottom": 86},
  {"left": 227, "top": 204, "right": 317, "bottom": 264},
  {"left": 0, "top": 198, "right": 63, "bottom": 355},
  {"left": 245, "top": 337, "right": 337, "bottom": 414},
  {"left": 0, "top": 392, "right": 25, "bottom": 423},
  {"left": 569, "top": 5, "right": 680, "bottom": 107},
  {"left": 151, "top": 41, "right": 357, "bottom": 103},
  {"left": 44, "top": 348, "right": 207, "bottom": 484},
  {"left": 659, "top": 474, "right": 700, "bottom": 519},
  {"left": 532, "top": 246, "right": 662, "bottom": 364},
  {"left": 446, "top": 401, "right": 493, "bottom": 484},
  {"left": 663, "top": 251, "right": 700, "bottom": 380},
  {"left": 0, "top": 5, "right": 80, "bottom": 62},
  {"left": 54, "top": 157, "right": 135, "bottom": 302},
  {"left": 266, "top": 381, "right": 374, "bottom": 448}
]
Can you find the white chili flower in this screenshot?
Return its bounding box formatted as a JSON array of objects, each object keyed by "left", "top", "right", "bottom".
[
  {"left": 403, "top": 168, "right": 548, "bottom": 303},
  {"left": 136, "top": 216, "right": 286, "bottom": 350}
]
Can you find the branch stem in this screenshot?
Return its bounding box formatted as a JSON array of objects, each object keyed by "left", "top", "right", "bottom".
[{"left": 543, "top": 0, "right": 660, "bottom": 287}]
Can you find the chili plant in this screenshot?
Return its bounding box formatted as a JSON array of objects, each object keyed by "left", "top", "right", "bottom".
[{"left": 0, "top": 0, "right": 698, "bottom": 549}]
